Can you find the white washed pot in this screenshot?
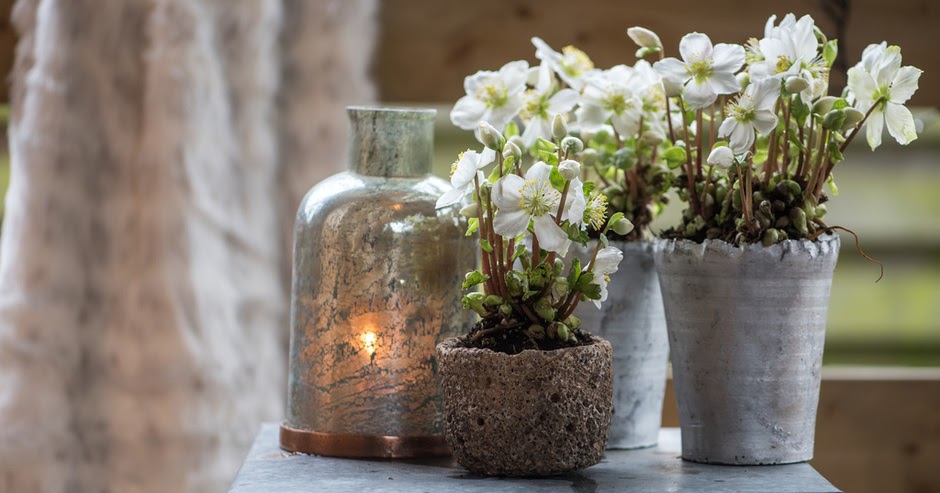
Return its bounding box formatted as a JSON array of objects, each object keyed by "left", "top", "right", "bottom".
[
  {"left": 572, "top": 240, "right": 669, "bottom": 449},
  {"left": 653, "top": 235, "right": 840, "bottom": 465}
]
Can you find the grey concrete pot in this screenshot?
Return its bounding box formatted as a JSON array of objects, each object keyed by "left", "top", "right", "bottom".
[
  {"left": 436, "top": 336, "right": 613, "bottom": 476},
  {"left": 572, "top": 240, "right": 668, "bottom": 449},
  {"left": 653, "top": 235, "right": 840, "bottom": 465}
]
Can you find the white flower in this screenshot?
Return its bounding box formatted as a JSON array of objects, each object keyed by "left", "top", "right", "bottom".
[
  {"left": 718, "top": 78, "right": 780, "bottom": 153},
  {"left": 558, "top": 160, "right": 580, "bottom": 180},
  {"left": 846, "top": 44, "right": 922, "bottom": 150},
  {"left": 706, "top": 146, "right": 735, "bottom": 169},
  {"left": 519, "top": 64, "right": 580, "bottom": 147},
  {"left": 588, "top": 246, "right": 623, "bottom": 308},
  {"left": 451, "top": 60, "right": 529, "bottom": 132},
  {"left": 630, "top": 60, "right": 667, "bottom": 117},
  {"left": 749, "top": 14, "right": 828, "bottom": 101},
  {"left": 654, "top": 33, "right": 745, "bottom": 108},
  {"left": 562, "top": 177, "right": 587, "bottom": 229},
  {"left": 577, "top": 65, "right": 643, "bottom": 136},
  {"left": 435, "top": 148, "right": 497, "bottom": 208},
  {"left": 492, "top": 162, "right": 571, "bottom": 254},
  {"left": 532, "top": 37, "right": 595, "bottom": 91}
]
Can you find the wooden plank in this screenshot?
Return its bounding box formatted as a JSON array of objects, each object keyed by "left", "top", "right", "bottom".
[
  {"left": 662, "top": 369, "right": 940, "bottom": 493},
  {"left": 375, "top": 0, "right": 939, "bottom": 106}
]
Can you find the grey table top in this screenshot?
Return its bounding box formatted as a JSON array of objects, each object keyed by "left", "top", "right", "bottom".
[{"left": 230, "top": 423, "right": 841, "bottom": 492}]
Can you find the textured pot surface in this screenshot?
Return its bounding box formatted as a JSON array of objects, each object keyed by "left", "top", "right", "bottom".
[
  {"left": 654, "top": 235, "right": 840, "bottom": 465},
  {"left": 573, "top": 241, "right": 668, "bottom": 449},
  {"left": 283, "top": 107, "right": 474, "bottom": 457},
  {"left": 436, "top": 336, "right": 613, "bottom": 476}
]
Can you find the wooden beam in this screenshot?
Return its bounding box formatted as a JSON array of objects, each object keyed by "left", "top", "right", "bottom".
[{"left": 375, "top": 0, "right": 939, "bottom": 106}]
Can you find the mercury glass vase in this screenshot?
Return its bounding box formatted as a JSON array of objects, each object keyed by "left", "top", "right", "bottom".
[{"left": 280, "top": 106, "right": 474, "bottom": 458}]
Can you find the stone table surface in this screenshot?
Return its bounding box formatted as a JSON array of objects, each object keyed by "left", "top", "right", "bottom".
[{"left": 229, "top": 423, "right": 841, "bottom": 492}]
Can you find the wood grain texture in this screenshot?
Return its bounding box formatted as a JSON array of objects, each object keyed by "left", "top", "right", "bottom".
[{"left": 374, "top": 0, "right": 939, "bottom": 106}]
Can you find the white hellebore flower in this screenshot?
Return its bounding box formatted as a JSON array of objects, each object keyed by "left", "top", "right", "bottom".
[
  {"left": 706, "top": 146, "right": 735, "bottom": 169},
  {"left": 718, "top": 78, "right": 780, "bottom": 153},
  {"left": 654, "top": 33, "right": 745, "bottom": 109},
  {"left": 451, "top": 60, "right": 529, "bottom": 132},
  {"left": 519, "top": 64, "right": 580, "bottom": 147},
  {"left": 627, "top": 27, "right": 662, "bottom": 51},
  {"left": 749, "top": 14, "right": 828, "bottom": 101},
  {"left": 532, "top": 37, "right": 595, "bottom": 91},
  {"left": 492, "top": 162, "right": 571, "bottom": 255},
  {"left": 589, "top": 246, "right": 623, "bottom": 308},
  {"left": 435, "top": 148, "right": 497, "bottom": 208},
  {"left": 577, "top": 65, "right": 643, "bottom": 136},
  {"left": 846, "top": 43, "right": 922, "bottom": 150}
]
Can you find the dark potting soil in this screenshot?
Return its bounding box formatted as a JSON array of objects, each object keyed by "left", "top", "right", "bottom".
[{"left": 462, "top": 317, "right": 593, "bottom": 355}]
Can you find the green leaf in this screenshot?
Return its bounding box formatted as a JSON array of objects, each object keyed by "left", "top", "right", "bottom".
[
  {"left": 511, "top": 243, "right": 528, "bottom": 261},
  {"left": 600, "top": 232, "right": 609, "bottom": 248},
  {"left": 549, "top": 165, "right": 566, "bottom": 190},
  {"left": 581, "top": 283, "right": 602, "bottom": 300},
  {"left": 567, "top": 258, "right": 581, "bottom": 286},
  {"left": 605, "top": 212, "right": 625, "bottom": 233},
  {"left": 538, "top": 149, "right": 560, "bottom": 166},
  {"left": 479, "top": 238, "right": 493, "bottom": 253},
  {"left": 791, "top": 94, "right": 811, "bottom": 127},
  {"left": 461, "top": 270, "right": 489, "bottom": 290},
  {"left": 528, "top": 262, "right": 553, "bottom": 289},
  {"left": 582, "top": 181, "right": 596, "bottom": 196},
  {"left": 504, "top": 121, "right": 520, "bottom": 138},
  {"left": 502, "top": 155, "right": 515, "bottom": 174},
  {"left": 461, "top": 292, "right": 488, "bottom": 316},
  {"left": 522, "top": 289, "right": 541, "bottom": 301},
  {"left": 832, "top": 98, "right": 849, "bottom": 111},
  {"left": 535, "top": 137, "right": 558, "bottom": 152},
  {"left": 466, "top": 218, "right": 479, "bottom": 236},
  {"left": 661, "top": 146, "right": 687, "bottom": 170},
  {"left": 505, "top": 270, "right": 528, "bottom": 297},
  {"left": 823, "top": 40, "right": 838, "bottom": 67},
  {"left": 828, "top": 175, "right": 839, "bottom": 196},
  {"left": 575, "top": 271, "right": 595, "bottom": 290},
  {"left": 483, "top": 295, "right": 503, "bottom": 306},
  {"left": 828, "top": 141, "right": 845, "bottom": 164},
  {"left": 533, "top": 297, "right": 556, "bottom": 322}
]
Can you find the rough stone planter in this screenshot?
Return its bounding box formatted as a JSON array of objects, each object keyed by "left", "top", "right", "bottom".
[
  {"left": 572, "top": 240, "right": 668, "bottom": 449},
  {"left": 436, "top": 336, "right": 613, "bottom": 476},
  {"left": 653, "top": 235, "right": 840, "bottom": 465}
]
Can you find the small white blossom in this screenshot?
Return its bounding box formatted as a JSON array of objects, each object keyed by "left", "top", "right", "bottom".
[
  {"left": 654, "top": 33, "right": 745, "bottom": 108},
  {"left": 577, "top": 65, "right": 643, "bottom": 137},
  {"left": 558, "top": 160, "right": 581, "bottom": 180},
  {"left": 718, "top": 78, "right": 780, "bottom": 153},
  {"left": 519, "top": 64, "right": 579, "bottom": 147},
  {"left": 435, "top": 148, "right": 497, "bottom": 208},
  {"left": 588, "top": 246, "right": 623, "bottom": 308},
  {"left": 532, "top": 37, "right": 596, "bottom": 91},
  {"left": 451, "top": 60, "right": 529, "bottom": 132},
  {"left": 846, "top": 43, "right": 922, "bottom": 150},
  {"left": 492, "top": 162, "right": 571, "bottom": 254},
  {"left": 627, "top": 27, "right": 663, "bottom": 51},
  {"left": 749, "top": 14, "right": 828, "bottom": 101}
]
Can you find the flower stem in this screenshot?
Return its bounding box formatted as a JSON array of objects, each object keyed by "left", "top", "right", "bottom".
[
  {"left": 677, "top": 96, "right": 701, "bottom": 217},
  {"left": 474, "top": 175, "right": 495, "bottom": 296}
]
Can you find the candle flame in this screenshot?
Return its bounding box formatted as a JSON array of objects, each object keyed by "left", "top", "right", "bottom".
[{"left": 360, "top": 331, "right": 377, "bottom": 356}]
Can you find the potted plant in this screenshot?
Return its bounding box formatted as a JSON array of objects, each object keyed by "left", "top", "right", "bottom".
[
  {"left": 437, "top": 77, "right": 636, "bottom": 473},
  {"left": 643, "top": 14, "right": 922, "bottom": 464}
]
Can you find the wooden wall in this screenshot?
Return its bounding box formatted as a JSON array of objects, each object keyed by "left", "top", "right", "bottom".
[{"left": 375, "top": 0, "right": 939, "bottom": 106}]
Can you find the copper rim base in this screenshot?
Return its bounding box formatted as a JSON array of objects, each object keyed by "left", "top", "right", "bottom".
[{"left": 279, "top": 423, "right": 452, "bottom": 458}]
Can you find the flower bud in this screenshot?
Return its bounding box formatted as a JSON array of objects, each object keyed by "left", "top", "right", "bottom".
[
  {"left": 812, "top": 96, "right": 838, "bottom": 115},
  {"left": 478, "top": 121, "right": 505, "bottom": 151},
  {"left": 842, "top": 107, "right": 865, "bottom": 130},
  {"left": 736, "top": 72, "right": 750, "bottom": 92},
  {"left": 503, "top": 141, "right": 522, "bottom": 161},
  {"left": 561, "top": 136, "right": 584, "bottom": 154},
  {"left": 507, "top": 135, "right": 526, "bottom": 153},
  {"left": 785, "top": 76, "right": 810, "bottom": 94},
  {"left": 551, "top": 113, "right": 568, "bottom": 140},
  {"left": 459, "top": 203, "right": 478, "bottom": 218},
  {"left": 612, "top": 217, "right": 635, "bottom": 236},
  {"left": 627, "top": 27, "right": 662, "bottom": 51},
  {"left": 706, "top": 146, "right": 734, "bottom": 169},
  {"left": 558, "top": 159, "right": 581, "bottom": 180},
  {"left": 822, "top": 109, "right": 846, "bottom": 131},
  {"left": 579, "top": 148, "right": 598, "bottom": 167}
]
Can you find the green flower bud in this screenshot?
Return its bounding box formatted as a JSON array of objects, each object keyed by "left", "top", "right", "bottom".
[
  {"left": 503, "top": 141, "right": 522, "bottom": 161},
  {"left": 813, "top": 96, "right": 838, "bottom": 115},
  {"left": 556, "top": 323, "right": 570, "bottom": 341},
  {"left": 500, "top": 304, "right": 513, "bottom": 316},
  {"left": 762, "top": 228, "right": 781, "bottom": 247},
  {"left": 561, "top": 136, "right": 584, "bottom": 154},
  {"left": 612, "top": 217, "right": 635, "bottom": 236},
  {"left": 507, "top": 135, "right": 526, "bottom": 153},
  {"left": 478, "top": 121, "right": 505, "bottom": 151},
  {"left": 627, "top": 26, "right": 662, "bottom": 51},
  {"left": 789, "top": 207, "right": 808, "bottom": 235},
  {"left": 558, "top": 159, "right": 581, "bottom": 180},
  {"left": 842, "top": 107, "right": 865, "bottom": 130},
  {"left": 553, "top": 258, "right": 565, "bottom": 277},
  {"left": 552, "top": 113, "right": 568, "bottom": 141},
  {"left": 459, "top": 203, "right": 478, "bottom": 218},
  {"left": 564, "top": 315, "right": 581, "bottom": 330},
  {"left": 785, "top": 76, "right": 810, "bottom": 94},
  {"left": 822, "top": 110, "right": 847, "bottom": 131},
  {"left": 579, "top": 148, "right": 598, "bottom": 167}
]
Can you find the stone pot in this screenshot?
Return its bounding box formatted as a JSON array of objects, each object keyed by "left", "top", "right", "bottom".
[
  {"left": 436, "top": 336, "right": 613, "bottom": 476},
  {"left": 653, "top": 235, "right": 840, "bottom": 465},
  {"left": 572, "top": 240, "right": 668, "bottom": 449}
]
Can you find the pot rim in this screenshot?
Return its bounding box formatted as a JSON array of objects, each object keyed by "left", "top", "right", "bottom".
[
  {"left": 653, "top": 233, "right": 840, "bottom": 262},
  {"left": 436, "top": 334, "right": 610, "bottom": 360}
]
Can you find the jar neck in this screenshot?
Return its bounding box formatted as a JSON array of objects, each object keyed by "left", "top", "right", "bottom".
[{"left": 347, "top": 106, "right": 436, "bottom": 178}]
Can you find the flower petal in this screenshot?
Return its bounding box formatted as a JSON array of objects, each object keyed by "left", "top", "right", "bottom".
[
  {"left": 494, "top": 209, "right": 531, "bottom": 239},
  {"left": 712, "top": 43, "right": 746, "bottom": 73},
  {"left": 717, "top": 117, "right": 737, "bottom": 139},
  {"left": 547, "top": 88, "right": 580, "bottom": 114},
  {"left": 865, "top": 110, "right": 884, "bottom": 151},
  {"left": 492, "top": 174, "right": 526, "bottom": 210},
  {"left": 435, "top": 184, "right": 471, "bottom": 209},
  {"left": 451, "top": 151, "right": 480, "bottom": 188},
  {"left": 847, "top": 66, "right": 878, "bottom": 109},
  {"left": 521, "top": 116, "right": 552, "bottom": 148},
  {"left": 563, "top": 178, "right": 587, "bottom": 226},
  {"left": 679, "top": 32, "right": 713, "bottom": 62},
  {"left": 463, "top": 70, "right": 495, "bottom": 97},
  {"left": 575, "top": 103, "right": 611, "bottom": 132},
  {"left": 450, "top": 96, "right": 487, "bottom": 130},
  {"left": 525, "top": 161, "right": 554, "bottom": 182},
  {"left": 532, "top": 215, "right": 570, "bottom": 255},
  {"left": 890, "top": 66, "right": 922, "bottom": 104},
  {"left": 875, "top": 46, "right": 902, "bottom": 89},
  {"left": 885, "top": 102, "right": 918, "bottom": 145},
  {"left": 610, "top": 108, "right": 641, "bottom": 137},
  {"left": 683, "top": 79, "right": 718, "bottom": 109},
  {"left": 752, "top": 110, "right": 778, "bottom": 135},
  {"left": 729, "top": 122, "right": 755, "bottom": 153},
  {"left": 500, "top": 60, "right": 531, "bottom": 92},
  {"left": 592, "top": 246, "right": 623, "bottom": 275},
  {"left": 709, "top": 71, "right": 741, "bottom": 96},
  {"left": 653, "top": 57, "right": 689, "bottom": 86}
]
